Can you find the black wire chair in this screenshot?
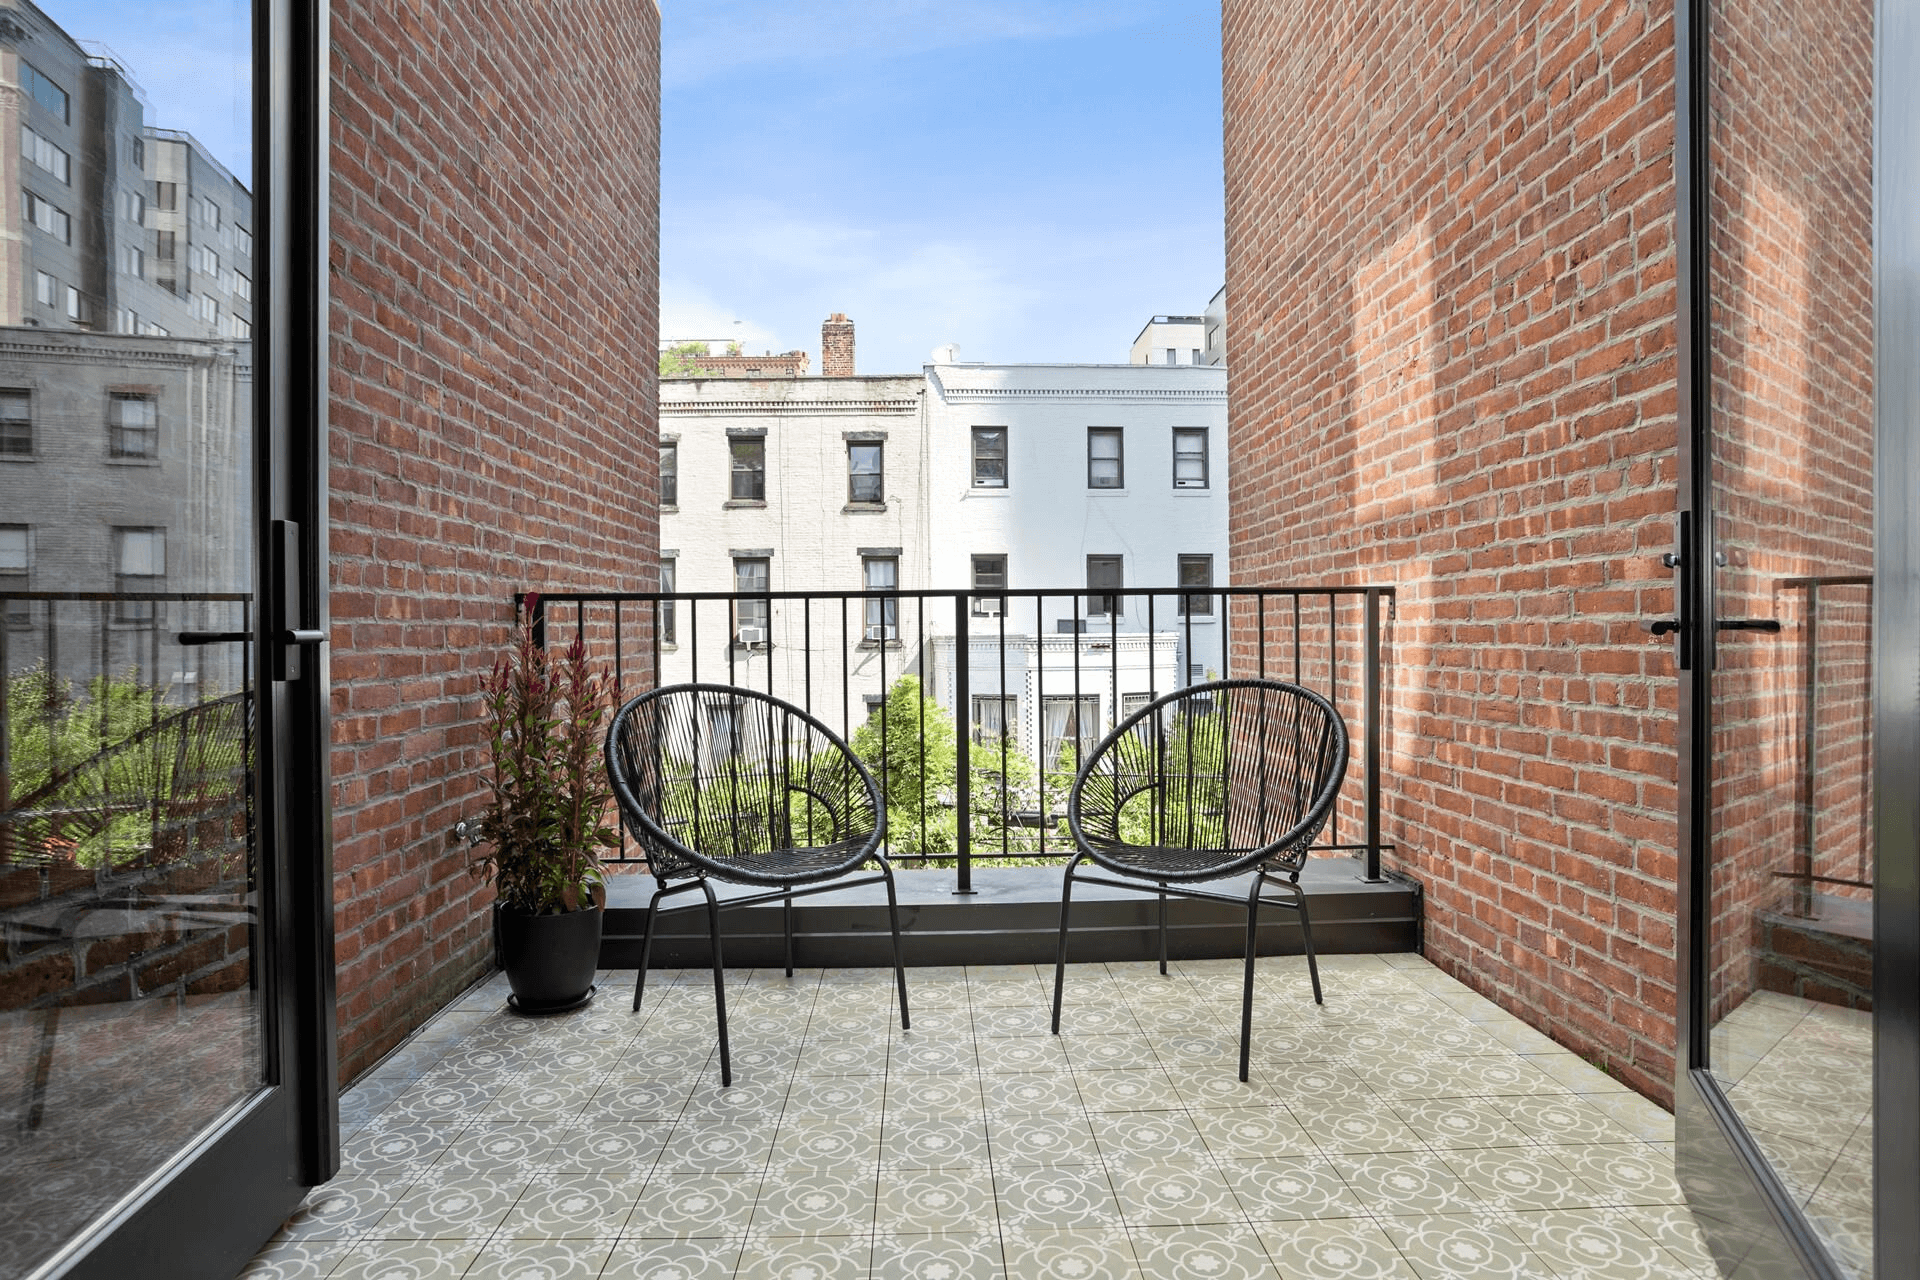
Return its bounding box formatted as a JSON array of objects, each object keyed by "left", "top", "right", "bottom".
[
  {"left": 605, "top": 683, "right": 910, "bottom": 1085},
  {"left": 1052, "top": 679, "right": 1350, "bottom": 1080}
]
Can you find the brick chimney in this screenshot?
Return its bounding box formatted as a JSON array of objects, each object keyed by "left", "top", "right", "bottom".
[{"left": 822, "top": 313, "right": 855, "bottom": 377}]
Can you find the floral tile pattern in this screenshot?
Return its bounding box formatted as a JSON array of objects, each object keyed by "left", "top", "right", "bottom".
[{"left": 242, "top": 955, "right": 1720, "bottom": 1278}]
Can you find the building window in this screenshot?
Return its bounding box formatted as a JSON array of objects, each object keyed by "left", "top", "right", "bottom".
[
  {"left": 0, "top": 391, "right": 31, "bottom": 455},
  {"left": 659, "top": 558, "right": 676, "bottom": 645},
  {"left": 194, "top": 194, "right": 222, "bottom": 229},
  {"left": 1163, "top": 347, "right": 1178, "bottom": 364},
  {"left": 1086, "top": 554, "right": 1123, "bottom": 617},
  {"left": 1087, "top": 428, "right": 1123, "bottom": 489},
  {"left": 1121, "top": 691, "right": 1154, "bottom": 722},
  {"left": 190, "top": 244, "right": 221, "bottom": 276},
  {"left": 971, "top": 554, "right": 1006, "bottom": 617},
  {"left": 121, "top": 189, "right": 145, "bottom": 224},
  {"left": 972, "top": 695, "right": 1016, "bottom": 745},
  {"left": 660, "top": 442, "right": 677, "bottom": 506},
  {"left": 23, "top": 191, "right": 71, "bottom": 243},
  {"left": 1173, "top": 428, "right": 1208, "bottom": 489},
  {"left": 236, "top": 226, "right": 253, "bottom": 258},
  {"left": 64, "top": 284, "right": 81, "bottom": 322},
  {"left": 109, "top": 394, "right": 158, "bottom": 459},
  {"left": 733, "top": 557, "right": 770, "bottom": 643},
  {"left": 1042, "top": 695, "right": 1101, "bottom": 770},
  {"left": 228, "top": 315, "right": 252, "bottom": 340},
  {"left": 233, "top": 272, "right": 252, "bottom": 302},
  {"left": 1178, "top": 554, "right": 1214, "bottom": 616},
  {"left": 729, "top": 437, "right": 765, "bottom": 501},
  {"left": 153, "top": 181, "right": 178, "bottom": 212},
  {"left": 847, "top": 441, "right": 883, "bottom": 504},
  {"left": 971, "top": 427, "right": 1007, "bottom": 488},
  {"left": 0, "top": 524, "right": 28, "bottom": 629},
  {"left": 863, "top": 694, "right": 886, "bottom": 723},
  {"left": 113, "top": 527, "right": 165, "bottom": 623},
  {"left": 863, "top": 555, "right": 897, "bottom": 642},
  {"left": 34, "top": 272, "right": 56, "bottom": 308},
  {"left": 707, "top": 697, "right": 743, "bottom": 763},
  {"left": 118, "top": 244, "right": 144, "bottom": 279},
  {"left": 21, "top": 126, "right": 69, "bottom": 183},
  {"left": 20, "top": 63, "right": 69, "bottom": 123},
  {"left": 156, "top": 229, "right": 177, "bottom": 261},
  {"left": 193, "top": 293, "right": 220, "bottom": 326}
]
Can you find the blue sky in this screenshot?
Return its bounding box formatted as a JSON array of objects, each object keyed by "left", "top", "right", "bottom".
[
  {"left": 42, "top": 1, "right": 250, "bottom": 174},
  {"left": 661, "top": 1, "right": 1225, "bottom": 372},
  {"left": 49, "top": 2, "right": 1224, "bottom": 374}
]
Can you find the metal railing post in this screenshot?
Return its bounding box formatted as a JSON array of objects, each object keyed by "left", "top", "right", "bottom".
[
  {"left": 954, "top": 593, "right": 974, "bottom": 894},
  {"left": 1795, "top": 582, "right": 1820, "bottom": 918},
  {"left": 1362, "top": 588, "right": 1386, "bottom": 882}
]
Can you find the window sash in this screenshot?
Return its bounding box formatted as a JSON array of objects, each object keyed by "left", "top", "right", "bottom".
[
  {"left": 110, "top": 395, "right": 159, "bottom": 459},
  {"left": 1042, "top": 695, "right": 1101, "bottom": 769},
  {"left": 1173, "top": 428, "right": 1208, "bottom": 488},
  {"left": 1178, "top": 554, "right": 1213, "bottom": 616},
  {"left": 659, "top": 560, "right": 676, "bottom": 644},
  {"left": 1088, "top": 429, "right": 1122, "bottom": 488},
  {"left": 660, "top": 443, "right": 677, "bottom": 505},
  {"left": 730, "top": 439, "right": 766, "bottom": 501},
  {"left": 0, "top": 392, "right": 29, "bottom": 455},
  {"left": 848, "top": 443, "right": 883, "bottom": 504},
  {"left": 1086, "top": 555, "right": 1122, "bottom": 616},
  {"left": 971, "top": 695, "right": 1016, "bottom": 745},
  {"left": 971, "top": 428, "right": 1007, "bottom": 487},
  {"left": 971, "top": 554, "right": 1006, "bottom": 616},
  {"left": 734, "top": 558, "right": 770, "bottom": 635},
  {"left": 863, "top": 557, "right": 897, "bottom": 639}
]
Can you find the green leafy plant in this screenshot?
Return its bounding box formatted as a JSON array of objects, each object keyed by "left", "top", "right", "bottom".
[
  {"left": 472, "top": 603, "right": 617, "bottom": 913},
  {"left": 658, "top": 341, "right": 720, "bottom": 378}
]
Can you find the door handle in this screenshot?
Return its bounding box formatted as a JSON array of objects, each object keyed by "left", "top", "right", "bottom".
[
  {"left": 1642, "top": 619, "right": 1681, "bottom": 637},
  {"left": 1716, "top": 618, "right": 1781, "bottom": 633},
  {"left": 285, "top": 629, "right": 327, "bottom": 644},
  {"left": 178, "top": 630, "right": 250, "bottom": 646}
]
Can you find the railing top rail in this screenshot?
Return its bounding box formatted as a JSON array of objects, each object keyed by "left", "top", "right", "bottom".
[
  {"left": 0, "top": 591, "right": 253, "bottom": 602},
  {"left": 524, "top": 585, "right": 1398, "bottom": 605}
]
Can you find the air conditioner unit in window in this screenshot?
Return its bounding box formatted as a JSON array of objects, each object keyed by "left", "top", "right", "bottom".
[
  {"left": 865, "top": 624, "right": 897, "bottom": 642},
  {"left": 736, "top": 625, "right": 767, "bottom": 647}
]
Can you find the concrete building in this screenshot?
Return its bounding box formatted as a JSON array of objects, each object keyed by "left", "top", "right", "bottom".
[
  {"left": 1127, "top": 313, "right": 1206, "bottom": 365},
  {"left": 1202, "top": 283, "right": 1225, "bottom": 365},
  {"left": 657, "top": 367, "right": 929, "bottom": 734},
  {"left": 921, "top": 358, "right": 1228, "bottom": 757}
]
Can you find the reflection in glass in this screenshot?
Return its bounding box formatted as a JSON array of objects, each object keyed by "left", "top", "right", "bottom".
[
  {"left": 1704, "top": 0, "right": 1875, "bottom": 1274},
  {"left": 0, "top": 4, "right": 257, "bottom": 1275}
]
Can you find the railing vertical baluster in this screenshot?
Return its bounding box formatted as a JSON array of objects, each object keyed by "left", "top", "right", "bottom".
[
  {"left": 1363, "top": 588, "right": 1385, "bottom": 882},
  {"left": 998, "top": 594, "right": 1009, "bottom": 860},
  {"left": 1796, "top": 582, "right": 1821, "bottom": 917},
  {"left": 955, "top": 594, "right": 972, "bottom": 894},
  {"left": 1036, "top": 592, "right": 1047, "bottom": 858},
  {"left": 689, "top": 598, "right": 699, "bottom": 686},
  {"left": 803, "top": 598, "right": 812, "bottom": 719}
]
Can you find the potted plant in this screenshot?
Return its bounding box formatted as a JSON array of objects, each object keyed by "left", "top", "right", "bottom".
[{"left": 473, "top": 598, "right": 619, "bottom": 1012}]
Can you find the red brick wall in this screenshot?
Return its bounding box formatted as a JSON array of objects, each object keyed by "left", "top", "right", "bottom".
[
  {"left": 328, "top": 0, "right": 661, "bottom": 1083},
  {"left": 1223, "top": 0, "right": 1683, "bottom": 1099}
]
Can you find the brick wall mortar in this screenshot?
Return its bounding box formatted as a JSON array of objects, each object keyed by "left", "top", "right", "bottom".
[{"left": 328, "top": 0, "right": 661, "bottom": 1084}]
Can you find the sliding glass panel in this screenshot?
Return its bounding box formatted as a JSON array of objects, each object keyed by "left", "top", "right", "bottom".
[
  {"left": 0, "top": 4, "right": 259, "bottom": 1274},
  {"left": 1704, "top": 0, "right": 1875, "bottom": 1273}
]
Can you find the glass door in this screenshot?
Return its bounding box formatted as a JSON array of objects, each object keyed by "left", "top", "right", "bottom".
[
  {"left": 0, "top": 2, "right": 331, "bottom": 1277},
  {"left": 1674, "top": 0, "right": 1879, "bottom": 1276}
]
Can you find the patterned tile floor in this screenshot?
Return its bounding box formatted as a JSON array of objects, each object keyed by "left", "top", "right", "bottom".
[{"left": 242, "top": 954, "right": 1718, "bottom": 1279}]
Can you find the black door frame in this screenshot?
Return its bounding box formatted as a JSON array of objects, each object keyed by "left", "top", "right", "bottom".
[
  {"left": 30, "top": 3, "right": 335, "bottom": 1277},
  {"left": 1674, "top": 1, "right": 1919, "bottom": 1277}
]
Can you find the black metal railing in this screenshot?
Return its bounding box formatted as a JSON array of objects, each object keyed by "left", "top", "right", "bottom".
[{"left": 526, "top": 585, "right": 1394, "bottom": 891}]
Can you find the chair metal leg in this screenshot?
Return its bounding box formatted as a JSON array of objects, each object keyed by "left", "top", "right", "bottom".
[
  {"left": 1240, "top": 874, "right": 1264, "bottom": 1083},
  {"left": 879, "top": 857, "right": 911, "bottom": 1030},
  {"left": 632, "top": 888, "right": 666, "bottom": 1013},
  {"left": 1292, "top": 880, "right": 1323, "bottom": 1005},
  {"left": 783, "top": 888, "right": 795, "bottom": 978},
  {"left": 699, "top": 879, "right": 733, "bottom": 1087},
  {"left": 1157, "top": 886, "right": 1170, "bottom": 976},
  {"left": 1051, "top": 853, "right": 1085, "bottom": 1035}
]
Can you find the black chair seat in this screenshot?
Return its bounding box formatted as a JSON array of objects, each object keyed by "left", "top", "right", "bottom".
[
  {"left": 605, "top": 682, "right": 911, "bottom": 1085},
  {"left": 1052, "top": 679, "right": 1350, "bottom": 1080}
]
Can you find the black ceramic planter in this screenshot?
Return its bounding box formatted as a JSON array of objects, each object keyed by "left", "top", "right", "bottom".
[{"left": 496, "top": 904, "right": 602, "bottom": 1013}]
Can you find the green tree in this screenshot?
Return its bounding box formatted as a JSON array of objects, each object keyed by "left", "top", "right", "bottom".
[
  {"left": 850, "top": 674, "right": 1039, "bottom": 856},
  {"left": 659, "top": 341, "right": 720, "bottom": 378}
]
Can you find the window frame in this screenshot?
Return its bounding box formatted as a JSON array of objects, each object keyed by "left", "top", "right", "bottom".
[
  {"left": 20, "top": 62, "right": 69, "bottom": 124},
  {"left": 729, "top": 436, "right": 766, "bottom": 503},
  {"left": 1172, "top": 427, "right": 1209, "bottom": 490},
  {"left": 971, "top": 694, "right": 1017, "bottom": 746},
  {"left": 970, "top": 426, "right": 1008, "bottom": 488},
  {"left": 108, "top": 392, "right": 160, "bottom": 460},
  {"left": 1041, "top": 694, "right": 1102, "bottom": 770},
  {"left": 0, "top": 389, "right": 31, "bottom": 456},
  {"left": 660, "top": 441, "right": 677, "bottom": 507},
  {"left": 1087, "top": 427, "right": 1123, "bottom": 490},
  {"left": 971, "top": 553, "right": 1007, "bottom": 617},
  {"left": 862, "top": 555, "right": 898, "bottom": 642},
  {"left": 659, "top": 557, "right": 676, "bottom": 646},
  {"left": 1177, "top": 553, "right": 1214, "bottom": 617},
  {"left": 847, "top": 440, "right": 884, "bottom": 505},
  {"left": 112, "top": 526, "right": 166, "bottom": 624},
  {"left": 1086, "top": 554, "right": 1123, "bottom": 617},
  {"left": 0, "top": 523, "right": 29, "bottom": 630},
  {"left": 733, "top": 556, "right": 770, "bottom": 643}
]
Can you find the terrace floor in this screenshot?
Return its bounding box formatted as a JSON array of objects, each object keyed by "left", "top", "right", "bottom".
[{"left": 240, "top": 954, "right": 1716, "bottom": 1280}]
